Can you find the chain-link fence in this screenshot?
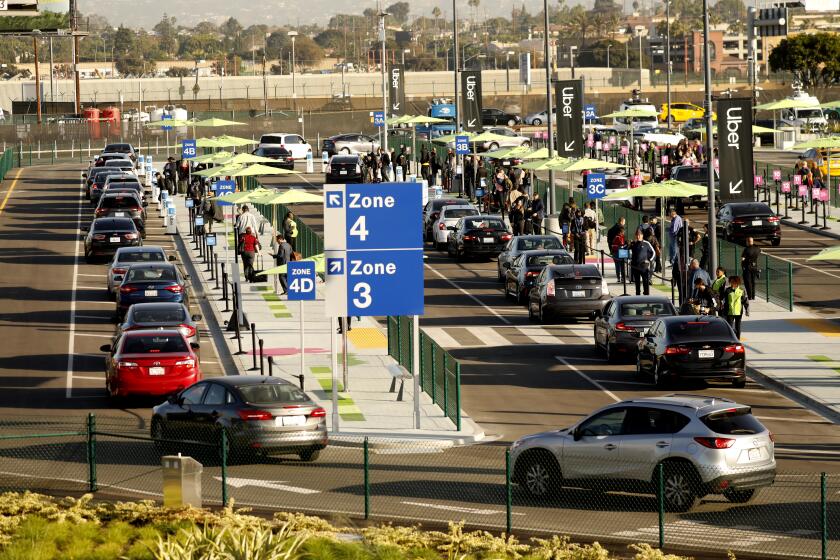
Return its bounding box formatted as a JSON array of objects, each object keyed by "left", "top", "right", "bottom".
[
  {"left": 3, "top": 416, "right": 840, "bottom": 559},
  {"left": 0, "top": 147, "right": 13, "bottom": 180}
]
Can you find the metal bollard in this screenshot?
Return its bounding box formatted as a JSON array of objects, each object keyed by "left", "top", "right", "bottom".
[
  {"left": 259, "top": 339, "right": 265, "bottom": 376},
  {"left": 213, "top": 253, "right": 219, "bottom": 287},
  {"left": 296, "top": 374, "right": 305, "bottom": 390},
  {"left": 268, "top": 356, "right": 274, "bottom": 377},
  {"left": 250, "top": 323, "right": 258, "bottom": 370}
]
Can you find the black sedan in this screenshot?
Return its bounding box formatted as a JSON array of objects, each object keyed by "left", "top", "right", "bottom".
[
  {"left": 118, "top": 302, "right": 202, "bottom": 349},
  {"left": 636, "top": 315, "right": 746, "bottom": 388},
  {"left": 716, "top": 202, "right": 781, "bottom": 246},
  {"left": 503, "top": 250, "right": 574, "bottom": 304},
  {"left": 95, "top": 192, "right": 147, "bottom": 237},
  {"left": 593, "top": 295, "right": 677, "bottom": 362},
  {"left": 83, "top": 217, "right": 142, "bottom": 262},
  {"left": 446, "top": 215, "right": 511, "bottom": 259},
  {"left": 527, "top": 264, "right": 611, "bottom": 322},
  {"left": 151, "top": 376, "right": 327, "bottom": 462},
  {"left": 481, "top": 108, "right": 520, "bottom": 127},
  {"left": 497, "top": 234, "right": 565, "bottom": 281},
  {"left": 326, "top": 154, "right": 364, "bottom": 183},
  {"left": 252, "top": 146, "right": 295, "bottom": 170}
]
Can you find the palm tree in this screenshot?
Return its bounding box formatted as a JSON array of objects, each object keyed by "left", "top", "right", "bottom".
[
  {"left": 467, "top": 0, "right": 481, "bottom": 28},
  {"left": 432, "top": 6, "right": 441, "bottom": 33}
]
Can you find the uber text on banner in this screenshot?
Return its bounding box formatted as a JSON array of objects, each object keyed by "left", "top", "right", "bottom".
[{"left": 716, "top": 97, "right": 754, "bottom": 203}]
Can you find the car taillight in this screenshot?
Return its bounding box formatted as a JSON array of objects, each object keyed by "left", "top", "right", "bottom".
[
  {"left": 165, "top": 285, "right": 184, "bottom": 293},
  {"left": 326, "top": 165, "right": 331, "bottom": 173},
  {"left": 546, "top": 282, "right": 555, "bottom": 297},
  {"left": 724, "top": 344, "right": 745, "bottom": 354},
  {"left": 665, "top": 345, "right": 691, "bottom": 355},
  {"left": 124, "top": 233, "right": 139, "bottom": 240},
  {"left": 615, "top": 322, "right": 636, "bottom": 331},
  {"left": 178, "top": 325, "right": 196, "bottom": 338},
  {"left": 117, "top": 361, "right": 138, "bottom": 368},
  {"left": 769, "top": 432, "right": 775, "bottom": 443},
  {"left": 439, "top": 223, "right": 446, "bottom": 230},
  {"left": 356, "top": 164, "right": 361, "bottom": 174},
  {"left": 500, "top": 233, "right": 512, "bottom": 241},
  {"left": 112, "top": 267, "right": 127, "bottom": 275},
  {"left": 525, "top": 271, "right": 539, "bottom": 277},
  {"left": 309, "top": 407, "right": 327, "bottom": 418},
  {"left": 93, "top": 234, "right": 106, "bottom": 241},
  {"left": 463, "top": 235, "right": 476, "bottom": 241},
  {"left": 694, "top": 437, "right": 735, "bottom": 449},
  {"left": 120, "top": 285, "right": 139, "bottom": 293},
  {"left": 95, "top": 208, "right": 107, "bottom": 215},
  {"left": 175, "top": 358, "right": 195, "bottom": 367},
  {"left": 768, "top": 216, "right": 780, "bottom": 223},
  {"left": 238, "top": 409, "right": 273, "bottom": 421},
  {"left": 732, "top": 219, "right": 745, "bottom": 224}
]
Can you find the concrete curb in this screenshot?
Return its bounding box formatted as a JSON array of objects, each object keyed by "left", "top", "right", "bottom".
[
  {"left": 781, "top": 218, "right": 840, "bottom": 241},
  {"left": 746, "top": 364, "right": 840, "bottom": 425}
]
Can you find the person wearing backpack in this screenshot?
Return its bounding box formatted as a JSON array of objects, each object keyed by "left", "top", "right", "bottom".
[
  {"left": 629, "top": 229, "right": 655, "bottom": 295},
  {"left": 723, "top": 275, "right": 749, "bottom": 339}
]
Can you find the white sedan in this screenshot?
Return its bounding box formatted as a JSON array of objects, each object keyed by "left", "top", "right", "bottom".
[
  {"left": 432, "top": 204, "right": 478, "bottom": 250},
  {"left": 480, "top": 127, "right": 531, "bottom": 151},
  {"left": 524, "top": 109, "right": 555, "bottom": 126}
]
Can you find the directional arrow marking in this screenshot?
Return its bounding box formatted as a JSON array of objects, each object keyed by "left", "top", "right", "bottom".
[
  {"left": 392, "top": 103, "right": 400, "bottom": 110},
  {"left": 327, "top": 192, "right": 343, "bottom": 208},
  {"left": 467, "top": 119, "right": 477, "bottom": 127},
  {"left": 564, "top": 140, "right": 575, "bottom": 151},
  {"left": 328, "top": 258, "right": 344, "bottom": 274},
  {"left": 729, "top": 179, "right": 743, "bottom": 194},
  {"left": 214, "top": 477, "right": 320, "bottom": 495}
]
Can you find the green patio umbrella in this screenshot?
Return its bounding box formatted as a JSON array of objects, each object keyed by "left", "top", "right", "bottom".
[
  {"left": 213, "top": 135, "right": 258, "bottom": 148},
  {"left": 228, "top": 164, "right": 299, "bottom": 177},
  {"left": 519, "top": 147, "right": 551, "bottom": 160},
  {"left": 550, "top": 158, "right": 626, "bottom": 172},
  {"left": 386, "top": 115, "right": 414, "bottom": 126},
  {"left": 191, "top": 117, "right": 244, "bottom": 128},
  {"left": 755, "top": 98, "right": 819, "bottom": 111},
  {"left": 259, "top": 189, "right": 324, "bottom": 205},
  {"left": 433, "top": 132, "right": 475, "bottom": 144},
  {"left": 601, "top": 108, "right": 659, "bottom": 119},
  {"left": 793, "top": 137, "right": 840, "bottom": 150},
  {"left": 216, "top": 190, "right": 265, "bottom": 204},
  {"left": 515, "top": 157, "right": 569, "bottom": 170},
  {"left": 752, "top": 124, "right": 779, "bottom": 134},
  {"left": 196, "top": 138, "right": 226, "bottom": 149},
  {"left": 400, "top": 115, "right": 452, "bottom": 172},
  {"left": 145, "top": 118, "right": 192, "bottom": 128},
  {"left": 193, "top": 163, "right": 243, "bottom": 177},
  {"left": 820, "top": 100, "right": 840, "bottom": 110},
  {"left": 221, "top": 153, "right": 283, "bottom": 166},
  {"left": 807, "top": 246, "right": 840, "bottom": 261},
  {"left": 190, "top": 150, "right": 233, "bottom": 164},
  {"left": 258, "top": 253, "right": 326, "bottom": 276},
  {"left": 480, "top": 145, "right": 532, "bottom": 159},
  {"left": 468, "top": 131, "right": 514, "bottom": 144}
]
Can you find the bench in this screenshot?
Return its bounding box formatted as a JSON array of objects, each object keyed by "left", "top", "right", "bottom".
[{"left": 387, "top": 364, "right": 412, "bottom": 401}]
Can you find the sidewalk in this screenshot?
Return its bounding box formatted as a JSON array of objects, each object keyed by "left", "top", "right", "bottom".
[
  {"left": 780, "top": 198, "right": 840, "bottom": 242},
  {"left": 593, "top": 228, "right": 840, "bottom": 423},
  {"left": 170, "top": 194, "right": 487, "bottom": 449}
]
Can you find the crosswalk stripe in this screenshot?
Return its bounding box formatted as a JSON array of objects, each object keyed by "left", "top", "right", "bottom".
[
  {"left": 422, "top": 327, "right": 461, "bottom": 348},
  {"left": 526, "top": 327, "right": 566, "bottom": 344},
  {"left": 478, "top": 327, "right": 512, "bottom": 347}
]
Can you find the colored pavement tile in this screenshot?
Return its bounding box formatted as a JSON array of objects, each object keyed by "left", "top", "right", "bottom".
[
  {"left": 347, "top": 328, "right": 388, "bottom": 350},
  {"left": 309, "top": 365, "right": 365, "bottom": 421},
  {"left": 806, "top": 355, "right": 840, "bottom": 375},
  {"left": 790, "top": 319, "right": 840, "bottom": 338}
]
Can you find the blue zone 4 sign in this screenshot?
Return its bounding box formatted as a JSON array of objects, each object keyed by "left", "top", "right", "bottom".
[
  {"left": 323, "top": 182, "right": 424, "bottom": 317},
  {"left": 287, "top": 261, "right": 316, "bottom": 301},
  {"left": 586, "top": 172, "right": 606, "bottom": 199}
]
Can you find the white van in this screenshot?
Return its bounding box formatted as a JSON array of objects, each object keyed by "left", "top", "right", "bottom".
[
  {"left": 612, "top": 90, "right": 658, "bottom": 132},
  {"left": 258, "top": 133, "right": 313, "bottom": 160},
  {"left": 780, "top": 89, "right": 827, "bottom": 132}
]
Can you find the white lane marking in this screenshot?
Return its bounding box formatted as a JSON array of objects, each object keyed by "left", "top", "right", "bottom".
[
  {"left": 526, "top": 326, "right": 567, "bottom": 344},
  {"left": 73, "top": 375, "right": 104, "bottom": 381},
  {"left": 76, "top": 285, "right": 103, "bottom": 290},
  {"left": 81, "top": 301, "right": 117, "bottom": 305},
  {"left": 216, "top": 477, "right": 320, "bottom": 494},
  {"left": 592, "top": 379, "right": 652, "bottom": 386},
  {"left": 422, "top": 327, "right": 461, "bottom": 348},
  {"left": 77, "top": 273, "right": 103, "bottom": 277},
  {"left": 775, "top": 446, "right": 840, "bottom": 456},
  {"left": 401, "top": 501, "right": 525, "bottom": 516},
  {"left": 424, "top": 263, "right": 513, "bottom": 325},
  {"left": 201, "top": 360, "right": 219, "bottom": 364},
  {"left": 768, "top": 252, "right": 840, "bottom": 280},
  {"left": 74, "top": 333, "right": 113, "bottom": 338},
  {"left": 65, "top": 182, "right": 83, "bottom": 398},
  {"left": 480, "top": 327, "right": 513, "bottom": 347},
  {"left": 755, "top": 415, "right": 830, "bottom": 424},
  {"left": 554, "top": 355, "right": 620, "bottom": 402}
]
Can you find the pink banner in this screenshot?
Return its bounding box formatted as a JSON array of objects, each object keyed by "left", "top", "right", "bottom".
[
  {"left": 772, "top": 169, "right": 782, "bottom": 181},
  {"left": 799, "top": 184, "right": 808, "bottom": 197},
  {"left": 609, "top": 136, "right": 617, "bottom": 145},
  {"left": 754, "top": 175, "right": 763, "bottom": 186},
  {"left": 794, "top": 174, "right": 802, "bottom": 186},
  {"left": 586, "top": 139, "right": 594, "bottom": 148},
  {"left": 620, "top": 145, "right": 629, "bottom": 155},
  {"left": 820, "top": 190, "right": 830, "bottom": 202},
  {"left": 813, "top": 187, "right": 822, "bottom": 201},
  {"left": 595, "top": 141, "right": 603, "bottom": 150},
  {"left": 781, "top": 181, "right": 791, "bottom": 193},
  {"left": 661, "top": 155, "right": 669, "bottom": 165}
]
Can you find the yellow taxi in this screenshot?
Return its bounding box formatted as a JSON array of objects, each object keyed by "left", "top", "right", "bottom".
[
  {"left": 659, "top": 103, "right": 716, "bottom": 123},
  {"left": 802, "top": 148, "right": 840, "bottom": 177}
]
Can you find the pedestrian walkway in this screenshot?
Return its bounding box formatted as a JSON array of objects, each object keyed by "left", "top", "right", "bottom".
[{"left": 170, "top": 195, "right": 487, "bottom": 448}]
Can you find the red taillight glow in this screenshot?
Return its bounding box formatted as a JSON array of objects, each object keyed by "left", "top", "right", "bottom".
[
  {"left": 93, "top": 234, "right": 106, "bottom": 241},
  {"left": 463, "top": 235, "right": 476, "bottom": 241},
  {"left": 732, "top": 219, "right": 745, "bottom": 224},
  {"left": 615, "top": 322, "right": 636, "bottom": 332},
  {"left": 768, "top": 216, "right": 780, "bottom": 223},
  {"left": 500, "top": 233, "right": 512, "bottom": 241},
  {"left": 95, "top": 208, "right": 107, "bottom": 216},
  {"left": 694, "top": 437, "right": 735, "bottom": 449},
  {"left": 120, "top": 285, "right": 139, "bottom": 293},
  {"left": 112, "top": 267, "right": 127, "bottom": 275},
  {"left": 439, "top": 223, "right": 446, "bottom": 230},
  {"left": 769, "top": 432, "right": 775, "bottom": 443},
  {"left": 124, "top": 233, "right": 139, "bottom": 240},
  {"left": 665, "top": 345, "right": 691, "bottom": 355},
  {"left": 165, "top": 285, "right": 184, "bottom": 293},
  {"left": 117, "top": 361, "right": 138, "bottom": 369},
  {"left": 309, "top": 407, "right": 327, "bottom": 418},
  {"left": 178, "top": 325, "right": 196, "bottom": 338},
  {"left": 238, "top": 410, "right": 273, "bottom": 421},
  {"left": 175, "top": 358, "right": 195, "bottom": 367},
  {"left": 525, "top": 271, "right": 539, "bottom": 278},
  {"left": 724, "top": 344, "right": 745, "bottom": 354},
  {"left": 546, "top": 282, "right": 555, "bottom": 297}
]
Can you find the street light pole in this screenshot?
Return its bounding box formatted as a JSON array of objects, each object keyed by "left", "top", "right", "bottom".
[
  {"left": 380, "top": 13, "right": 388, "bottom": 157},
  {"left": 262, "top": 54, "right": 268, "bottom": 115},
  {"left": 505, "top": 51, "right": 513, "bottom": 92},
  {"left": 570, "top": 46, "right": 577, "bottom": 79},
  {"left": 544, "top": 0, "right": 556, "bottom": 214},
  {"left": 702, "top": 0, "right": 717, "bottom": 273},
  {"left": 665, "top": 0, "right": 672, "bottom": 125},
  {"left": 639, "top": 32, "right": 644, "bottom": 87},
  {"left": 288, "top": 31, "right": 298, "bottom": 98},
  {"left": 606, "top": 44, "right": 611, "bottom": 69}
]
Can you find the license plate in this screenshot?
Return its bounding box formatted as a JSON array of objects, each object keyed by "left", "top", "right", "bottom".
[
  {"left": 339, "top": 170, "right": 347, "bottom": 175},
  {"left": 115, "top": 212, "right": 125, "bottom": 217},
  {"left": 748, "top": 447, "right": 761, "bottom": 461},
  {"left": 571, "top": 290, "right": 586, "bottom": 297},
  {"left": 698, "top": 349, "right": 715, "bottom": 359},
  {"left": 275, "top": 415, "right": 306, "bottom": 427},
  {"left": 110, "top": 236, "right": 121, "bottom": 243},
  {"left": 751, "top": 220, "right": 763, "bottom": 226},
  {"left": 144, "top": 290, "right": 158, "bottom": 297},
  {"left": 482, "top": 237, "right": 495, "bottom": 244},
  {"left": 149, "top": 367, "right": 165, "bottom": 376}
]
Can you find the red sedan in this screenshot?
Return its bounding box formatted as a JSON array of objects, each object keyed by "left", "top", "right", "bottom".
[{"left": 101, "top": 329, "right": 201, "bottom": 398}]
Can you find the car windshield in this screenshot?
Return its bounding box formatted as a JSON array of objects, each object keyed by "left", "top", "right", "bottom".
[
  {"left": 332, "top": 156, "right": 358, "bottom": 164},
  {"left": 527, "top": 254, "right": 573, "bottom": 266},
  {"left": 238, "top": 383, "right": 310, "bottom": 404},
  {"left": 105, "top": 144, "right": 131, "bottom": 153},
  {"left": 261, "top": 135, "right": 285, "bottom": 144},
  {"left": 621, "top": 302, "right": 674, "bottom": 317},
  {"left": 518, "top": 238, "right": 562, "bottom": 250},
  {"left": 119, "top": 250, "right": 165, "bottom": 263},
  {"left": 701, "top": 408, "right": 764, "bottom": 435},
  {"left": 122, "top": 334, "right": 187, "bottom": 354},
  {"left": 796, "top": 109, "right": 823, "bottom": 119},
  {"left": 464, "top": 218, "right": 505, "bottom": 230},
  {"left": 672, "top": 167, "right": 708, "bottom": 182},
  {"left": 551, "top": 266, "right": 600, "bottom": 279},
  {"left": 259, "top": 147, "right": 286, "bottom": 156},
  {"left": 434, "top": 200, "right": 461, "bottom": 210},
  {"left": 731, "top": 204, "right": 772, "bottom": 217},
  {"left": 101, "top": 196, "right": 139, "bottom": 209},
  {"left": 126, "top": 267, "right": 177, "bottom": 282},
  {"left": 132, "top": 307, "right": 187, "bottom": 323},
  {"left": 667, "top": 320, "right": 732, "bottom": 341},
  {"left": 444, "top": 208, "right": 477, "bottom": 219}
]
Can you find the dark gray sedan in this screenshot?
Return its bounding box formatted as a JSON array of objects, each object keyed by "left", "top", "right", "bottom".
[
  {"left": 118, "top": 302, "right": 201, "bottom": 348},
  {"left": 151, "top": 376, "right": 327, "bottom": 462},
  {"left": 593, "top": 295, "right": 677, "bottom": 362}
]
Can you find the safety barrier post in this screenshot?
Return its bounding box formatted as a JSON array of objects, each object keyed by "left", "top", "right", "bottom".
[
  {"left": 658, "top": 463, "right": 665, "bottom": 548},
  {"left": 221, "top": 429, "right": 228, "bottom": 506},
  {"left": 788, "top": 261, "right": 794, "bottom": 311},
  {"left": 505, "top": 449, "right": 512, "bottom": 535},
  {"left": 363, "top": 437, "right": 370, "bottom": 519},
  {"left": 429, "top": 344, "right": 436, "bottom": 396},
  {"left": 455, "top": 362, "right": 462, "bottom": 430},
  {"left": 259, "top": 339, "right": 265, "bottom": 375},
  {"left": 250, "top": 323, "right": 258, "bottom": 370},
  {"left": 764, "top": 255, "right": 770, "bottom": 303},
  {"left": 86, "top": 413, "right": 97, "bottom": 492},
  {"left": 443, "top": 356, "right": 449, "bottom": 418},
  {"left": 396, "top": 317, "right": 402, "bottom": 365},
  {"left": 821, "top": 472, "right": 827, "bottom": 560}
]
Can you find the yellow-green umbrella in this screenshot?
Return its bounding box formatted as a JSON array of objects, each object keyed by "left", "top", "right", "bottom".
[
  {"left": 468, "top": 131, "right": 514, "bottom": 144},
  {"left": 145, "top": 118, "right": 192, "bottom": 128},
  {"left": 808, "top": 246, "right": 840, "bottom": 261},
  {"left": 402, "top": 115, "right": 450, "bottom": 125},
  {"left": 793, "top": 137, "right": 840, "bottom": 150},
  {"left": 216, "top": 190, "right": 264, "bottom": 205},
  {"left": 197, "top": 137, "right": 226, "bottom": 148},
  {"left": 259, "top": 189, "right": 324, "bottom": 205},
  {"left": 602, "top": 179, "right": 706, "bottom": 201},
  {"left": 481, "top": 145, "right": 532, "bottom": 159},
  {"left": 820, "top": 100, "right": 840, "bottom": 110},
  {"left": 433, "top": 132, "right": 475, "bottom": 144},
  {"left": 515, "top": 157, "right": 570, "bottom": 170},
  {"left": 755, "top": 98, "right": 819, "bottom": 111},
  {"left": 193, "top": 163, "right": 243, "bottom": 177},
  {"left": 601, "top": 108, "right": 659, "bottom": 119},
  {"left": 386, "top": 115, "right": 414, "bottom": 126},
  {"left": 214, "top": 134, "right": 258, "bottom": 147},
  {"left": 550, "top": 158, "right": 626, "bottom": 172},
  {"left": 519, "top": 147, "right": 551, "bottom": 160},
  {"left": 190, "top": 151, "right": 233, "bottom": 164},
  {"left": 257, "top": 253, "right": 325, "bottom": 276},
  {"left": 228, "top": 164, "right": 299, "bottom": 177},
  {"left": 221, "top": 153, "right": 283, "bottom": 166},
  {"left": 191, "top": 117, "right": 244, "bottom": 127}
]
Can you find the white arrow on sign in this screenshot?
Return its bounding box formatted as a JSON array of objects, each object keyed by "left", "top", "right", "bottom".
[
  {"left": 214, "top": 477, "right": 320, "bottom": 494},
  {"left": 327, "top": 193, "right": 342, "bottom": 206},
  {"left": 467, "top": 119, "right": 477, "bottom": 127},
  {"left": 730, "top": 179, "right": 743, "bottom": 194},
  {"left": 329, "top": 260, "right": 343, "bottom": 273},
  {"left": 392, "top": 103, "right": 400, "bottom": 111},
  {"left": 564, "top": 140, "right": 575, "bottom": 151}
]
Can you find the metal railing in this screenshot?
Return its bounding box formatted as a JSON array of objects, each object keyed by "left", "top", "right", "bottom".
[{"left": 0, "top": 148, "right": 13, "bottom": 181}]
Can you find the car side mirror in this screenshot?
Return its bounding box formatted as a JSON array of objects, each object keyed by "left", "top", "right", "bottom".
[
  {"left": 99, "top": 344, "right": 111, "bottom": 352},
  {"left": 573, "top": 427, "right": 582, "bottom": 441},
  {"left": 191, "top": 314, "right": 202, "bottom": 322},
  {"left": 82, "top": 173, "right": 87, "bottom": 178},
  {"left": 167, "top": 394, "right": 181, "bottom": 405},
  {"left": 190, "top": 342, "right": 201, "bottom": 350},
  {"left": 168, "top": 255, "right": 177, "bottom": 262},
  {"left": 502, "top": 262, "right": 511, "bottom": 269}
]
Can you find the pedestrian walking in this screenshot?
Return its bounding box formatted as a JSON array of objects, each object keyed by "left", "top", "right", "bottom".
[
  {"left": 530, "top": 193, "right": 545, "bottom": 234},
  {"left": 379, "top": 147, "right": 391, "bottom": 181},
  {"left": 741, "top": 237, "right": 761, "bottom": 300},
  {"left": 723, "top": 276, "right": 749, "bottom": 339},
  {"left": 177, "top": 159, "right": 190, "bottom": 194},
  {"left": 510, "top": 200, "right": 525, "bottom": 235},
  {"left": 283, "top": 211, "right": 299, "bottom": 253},
  {"left": 571, "top": 209, "right": 587, "bottom": 264},
  {"left": 271, "top": 233, "right": 293, "bottom": 295},
  {"left": 610, "top": 225, "right": 627, "bottom": 283},
  {"left": 668, "top": 209, "right": 683, "bottom": 264},
  {"left": 163, "top": 157, "right": 177, "bottom": 194},
  {"left": 584, "top": 202, "right": 597, "bottom": 255},
  {"left": 629, "top": 230, "right": 655, "bottom": 295},
  {"left": 238, "top": 226, "right": 261, "bottom": 282},
  {"left": 711, "top": 266, "right": 728, "bottom": 308}
]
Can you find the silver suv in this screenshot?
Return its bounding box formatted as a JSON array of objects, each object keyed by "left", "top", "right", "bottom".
[{"left": 510, "top": 394, "right": 776, "bottom": 512}]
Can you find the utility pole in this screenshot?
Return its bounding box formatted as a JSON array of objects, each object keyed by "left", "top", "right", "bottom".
[
  {"left": 262, "top": 54, "right": 268, "bottom": 115},
  {"left": 69, "top": 0, "right": 81, "bottom": 115},
  {"left": 34, "top": 37, "right": 42, "bottom": 124},
  {"left": 543, "top": 0, "right": 556, "bottom": 213},
  {"left": 702, "top": 0, "right": 717, "bottom": 273},
  {"left": 665, "top": 0, "right": 671, "bottom": 125},
  {"left": 453, "top": 0, "right": 461, "bottom": 194},
  {"left": 380, "top": 12, "right": 388, "bottom": 156},
  {"left": 639, "top": 32, "right": 644, "bottom": 87},
  {"left": 48, "top": 37, "right": 55, "bottom": 105}
]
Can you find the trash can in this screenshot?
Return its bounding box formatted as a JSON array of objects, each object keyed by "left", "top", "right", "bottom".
[{"left": 162, "top": 454, "right": 203, "bottom": 508}]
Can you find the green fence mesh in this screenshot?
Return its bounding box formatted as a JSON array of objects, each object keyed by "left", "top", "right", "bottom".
[{"left": 0, "top": 148, "right": 13, "bottom": 181}]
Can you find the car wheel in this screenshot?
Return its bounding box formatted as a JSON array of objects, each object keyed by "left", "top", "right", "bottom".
[
  {"left": 533, "top": 118, "right": 542, "bottom": 126},
  {"left": 661, "top": 463, "right": 699, "bottom": 512},
  {"left": 772, "top": 238, "right": 781, "bottom": 247},
  {"left": 635, "top": 354, "right": 645, "bottom": 378},
  {"left": 528, "top": 302, "right": 536, "bottom": 322},
  {"left": 447, "top": 243, "right": 454, "bottom": 257},
  {"left": 84, "top": 252, "right": 94, "bottom": 264},
  {"left": 522, "top": 141, "right": 531, "bottom": 148},
  {"left": 507, "top": 119, "right": 517, "bottom": 127},
  {"left": 341, "top": 148, "right": 351, "bottom": 154},
  {"left": 520, "top": 451, "right": 561, "bottom": 498},
  {"left": 435, "top": 240, "right": 443, "bottom": 251},
  {"left": 723, "top": 488, "right": 756, "bottom": 503},
  {"left": 516, "top": 290, "right": 526, "bottom": 306},
  {"left": 489, "top": 142, "right": 499, "bottom": 151},
  {"left": 497, "top": 265, "right": 504, "bottom": 282},
  {"left": 299, "top": 448, "right": 321, "bottom": 462},
  {"left": 732, "top": 377, "right": 746, "bottom": 388}
]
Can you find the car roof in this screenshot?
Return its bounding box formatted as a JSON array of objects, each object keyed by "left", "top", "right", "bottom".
[
  {"left": 93, "top": 217, "right": 135, "bottom": 227},
  {"left": 547, "top": 263, "right": 600, "bottom": 275},
  {"left": 611, "top": 295, "right": 673, "bottom": 304},
  {"left": 126, "top": 262, "right": 176, "bottom": 270},
  {"left": 659, "top": 314, "right": 726, "bottom": 324},
  {"left": 441, "top": 204, "right": 475, "bottom": 210},
  {"left": 116, "top": 246, "right": 164, "bottom": 255},
  {"left": 128, "top": 302, "right": 187, "bottom": 312},
  {"left": 519, "top": 249, "right": 571, "bottom": 257},
  {"left": 209, "top": 375, "right": 295, "bottom": 388},
  {"left": 514, "top": 234, "right": 557, "bottom": 240},
  {"left": 122, "top": 328, "right": 183, "bottom": 337},
  {"left": 621, "top": 393, "right": 744, "bottom": 414}
]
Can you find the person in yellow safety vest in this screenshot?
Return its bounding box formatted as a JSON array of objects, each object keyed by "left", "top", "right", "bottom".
[{"left": 723, "top": 275, "right": 749, "bottom": 339}]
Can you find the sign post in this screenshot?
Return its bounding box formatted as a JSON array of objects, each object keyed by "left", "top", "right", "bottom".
[
  {"left": 287, "top": 260, "right": 317, "bottom": 421},
  {"left": 323, "top": 182, "right": 424, "bottom": 427},
  {"left": 389, "top": 64, "right": 405, "bottom": 116},
  {"left": 461, "top": 70, "right": 483, "bottom": 132},
  {"left": 555, "top": 79, "right": 584, "bottom": 159},
  {"left": 455, "top": 135, "right": 470, "bottom": 156}
]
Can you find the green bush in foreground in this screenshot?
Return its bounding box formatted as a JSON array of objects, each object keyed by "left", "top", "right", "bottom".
[{"left": 0, "top": 492, "right": 712, "bottom": 560}]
